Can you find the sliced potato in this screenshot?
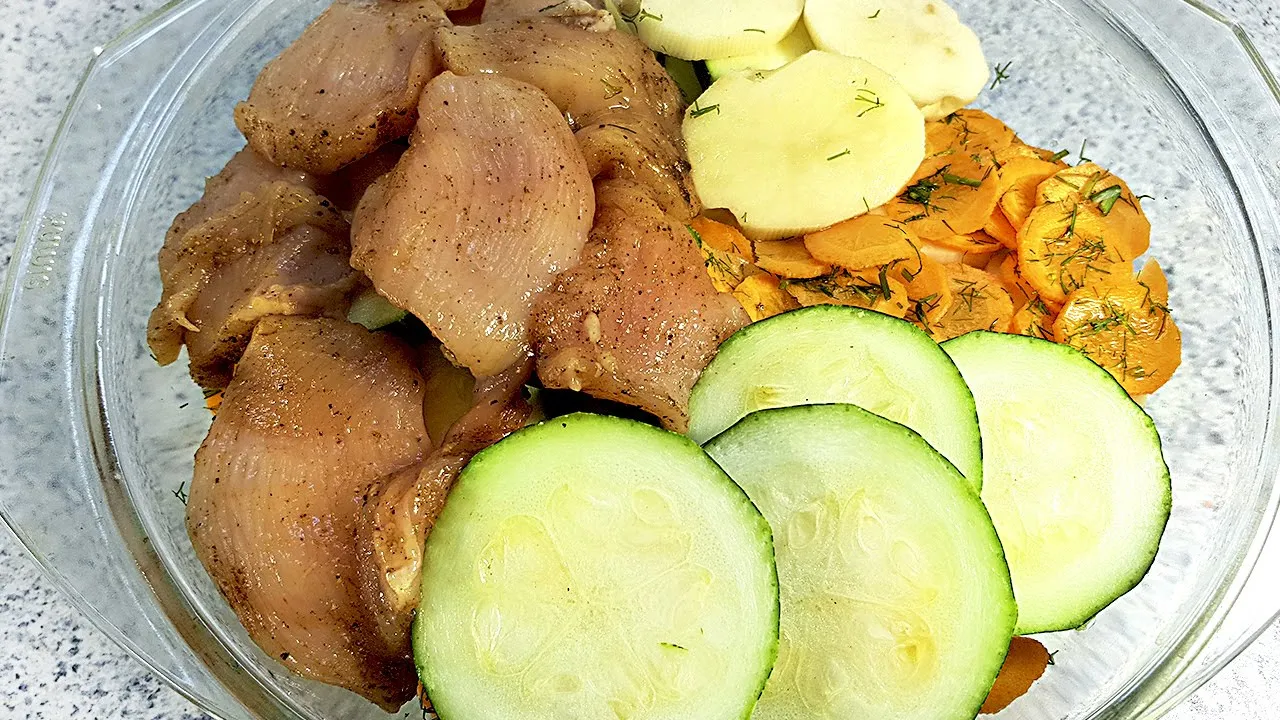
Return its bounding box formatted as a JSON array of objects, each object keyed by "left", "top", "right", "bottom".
[
  {"left": 732, "top": 272, "right": 800, "bottom": 321},
  {"left": 803, "top": 0, "right": 988, "bottom": 119},
  {"left": 783, "top": 269, "right": 910, "bottom": 318},
  {"left": 931, "top": 263, "right": 1015, "bottom": 340},
  {"left": 705, "top": 23, "right": 815, "bottom": 79},
  {"left": 803, "top": 215, "right": 917, "bottom": 270},
  {"left": 1017, "top": 200, "right": 1126, "bottom": 305},
  {"left": 685, "top": 51, "right": 925, "bottom": 240},
  {"left": 1053, "top": 275, "right": 1181, "bottom": 395},
  {"left": 615, "top": 0, "right": 804, "bottom": 61},
  {"left": 755, "top": 238, "right": 832, "bottom": 278}
]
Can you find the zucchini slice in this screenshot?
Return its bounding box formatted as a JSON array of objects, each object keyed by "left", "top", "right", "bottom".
[
  {"left": 689, "top": 306, "right": 983, "bottom": 491},
  {"left": 414, "top": 413, "right": 779, "bottom": 720},
  {"left": 707, "top": 404, "right": 1016, "bottom": 720},
  {"left": 943, "top": 332, "right": 1171, "bottom": 633}
]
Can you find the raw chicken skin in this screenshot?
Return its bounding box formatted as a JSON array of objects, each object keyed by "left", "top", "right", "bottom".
[
  {"left": 351, "top": 72, "right": 593, "bottom": 377},
  {"left": 533, "top": 180, "right": 748, "bottom": 431},
  {"left": 234, "top": 0, "right": 450, "bottom": 174},
  {"left": 187, "top": 317, "right": 429, "bottom": 709}
]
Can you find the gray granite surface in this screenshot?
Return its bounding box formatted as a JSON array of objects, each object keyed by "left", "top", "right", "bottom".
[{"left": 1, "top": 0, "right": 1279, "bottom": 718}]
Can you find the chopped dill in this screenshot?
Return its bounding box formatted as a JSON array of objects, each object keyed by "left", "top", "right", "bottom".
[
  {"left": 868, "top": 9, "right": 881, "bottom": 19},
  {"left": 689, "top": 101, "right": 721, "bottom": 118},
  {"left": 942, "top": 173, "right": 983, "bottom": 188},
  {"left": 828, "top": 149, "right": 852, "bottom": 161},
  {"left": 1049, "top": 149, "right": 1071, "bottom": 162},
  {"left": 1089, "top": 184, "right": 1124, "bottom": 215},
  {"left": 990, "top": 61, "right": 1013, "bottom": 89}
]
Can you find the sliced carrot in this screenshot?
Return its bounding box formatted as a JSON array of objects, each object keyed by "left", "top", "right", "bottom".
[
  {"left": 999, "top": 173, "right": 1044, "bottom": 231},
  {"left": 690, "top": 216, "right": 754, "bottom": 261},
  {"left": 732, "top": 273, "right": 800, "bottom": 322},
  {"left": 1036, "top": 163, "right": 1151, "bottom": 260},
  {"left": 1010, "top": 298, "right": 1059, "bottom": 341},
  {"left": 1137, "top": 259, "right": 1170, "bottom": 303},
  {"left": 930, "top": 263, "right": 1015, "bottom": 340},
  {"left": 890, "top": 252, "right": 953, "bottom": 328},
  {"left": 919, "top": 109, "right": 1017, "bottom": 175},
  {"left": 1017, "top": 200, "right": 1126, "bottom": 305},
  {"left": 984, "top": 207, "right": 1020, "bottom": 249},
  {"left": 995, "top": 142, "right": 1069, "bottom": 168},
  {"left": 1053, "top": 275, "right": 1182, "bottom": 395},
  {"left": 205, "top": 391, "right": 223, "bottom": 415},
  {"left": 755, "top": 239, "right": 832, "bottom": 279},
  {"left": 783, "top": 268, "right": 910, "bottom": 319},
  {"left": 980, "top": 637, "right": 1052, "bottom": 714},
  {"left": 888, "top": 156, "right": 1003, "bottom": 242},
  {"left": 803, "top": 216, "right": 917, "bottom": 270},
  {"left": 932, "top": 230, "right": 1005, "bottom": 255}
]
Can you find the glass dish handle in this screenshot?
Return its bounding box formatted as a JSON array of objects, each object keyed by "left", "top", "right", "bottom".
[
  {"left": 1109, "top": 0, "right": 1280, "bottom": 713},
  {"left": 0, "top": 0, "right": 287, "bottom": 717}
]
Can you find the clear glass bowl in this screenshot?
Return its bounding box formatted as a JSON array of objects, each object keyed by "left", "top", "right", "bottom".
[{"left": 1, "top": 0, "right": 1279, "bottom": 717}]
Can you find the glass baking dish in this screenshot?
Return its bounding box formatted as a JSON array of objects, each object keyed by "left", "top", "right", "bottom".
[{"left": 1, "top": 0, "right": 1278, "bottom": 717}]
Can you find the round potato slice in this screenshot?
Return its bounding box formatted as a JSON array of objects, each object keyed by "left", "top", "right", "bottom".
[
  {"left": 804, "top": 0, "right": 989, "bottom": 119},
  {"left": 685, "top": 51, "right": 925, "bottom": 240},
  {"left": 616, "top": 0, "right": 805, "bottom": 61}
]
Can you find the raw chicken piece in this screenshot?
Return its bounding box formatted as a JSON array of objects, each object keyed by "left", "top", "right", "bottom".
[
  {"left": 575, "top": 107, "right": 697, "bottom": 219},
  {"left": 481, "top": 0, "right": 614, "bottom": 31},
  {"left": 147, "top": 181, "right": 349, "bottom": 375},
  {"left": 436, "top": 19, "right": 697, "bottom": 217},
  {"left": 323, "top": 142, "right": 406, "bottom": 212},
  {"left": 234, "top": 0, "right": 450, "bottom": 174},
  {"left": 357, "top": 357, "right": 533, "bottom": 650},
  {"left": 533, "top": 180, "right": 748, "bottom": 431},
  {"left": 435, "top": 19, "right": 683, "bottom": 134},
  {"left": 187, "top": 317, "right": 429, "bottom": 709},
  {"left": 351, "top": 72, "right": 593, "bottom": 377},
  {"left": 162, "top": 147, "right": 324, "bottom": 267},
  {"left": 183, "top": 225, "right": 360, "bottom": 388}
]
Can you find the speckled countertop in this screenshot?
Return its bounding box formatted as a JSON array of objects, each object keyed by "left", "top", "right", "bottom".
[{"left": 1, "top": 0, "right": 1279, "bottom": 718}]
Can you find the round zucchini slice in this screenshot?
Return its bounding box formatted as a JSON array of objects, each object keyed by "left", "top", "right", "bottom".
[
  {"left": 706, "top": 404, "right": 1016, "bottom": 720},
  {"left": 414, "top": 413, "right": 779, "bottom": 720}
]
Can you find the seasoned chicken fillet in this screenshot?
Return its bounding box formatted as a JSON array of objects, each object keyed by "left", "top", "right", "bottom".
[
  {"left": 351, "top": 72, "right": 593, "bottom": 377},
  {"left": 148, "top": 180, "right": 353, "bottom": 387},
  {"left": 436, "top": 19, "right": 697, "bottom": 216},
  {"left": 234, "top": 0, "right": 450, "bottom": 174},
  {"left": 533, "top": 180, "right": 748, "bottom": 431},
  {"left": 187, "top": 317, "right": 429, "bottom": 709}
]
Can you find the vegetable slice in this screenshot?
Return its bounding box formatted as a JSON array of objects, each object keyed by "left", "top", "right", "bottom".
[
  {"left": 782, "top": 270, "right": 910, "bottom": 319},
  {"left": 980, "top": 637, "right": 1051, "bottom": 714},
  {"left": 705, "top": 23, "right": 815, "bottom": 79},
  {"left": 706, "top": 404, "right": 1016, "bottom": 720},
  {"left": 803, "top": 0, "right": 989, "bottom": 119},
  {"left": 1016, "top": 200, "right": 1125, "bottom": 305},
  {"left": 415, "top": 414, "right": 779, "bottom": 720},
  {"left": 803, "top": 216, "right": 918, "bottom": 270},
  {"left": 942, "top": 332, "right": 1171, "bottom": 634},
  {"left": 685, "top": 51, "right": 925, "bottom": 240},
  {"left": 688, "top": 306, "right": 983, "bottom": 489},
  {"left": 930, "top": 264, "right": 1015, "bottom": 340},
  {"left": 1052, "top": 273, "right": 1182, "bottom": 395},
  {"left": 733, "top": 273, "right": 800, "bottom": 321},
  {"left": 347, "top": 288, "right": 408, "bottom": 330},
  {"left": 616, "top": 0, "right": 805, "bottom": 61}
]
